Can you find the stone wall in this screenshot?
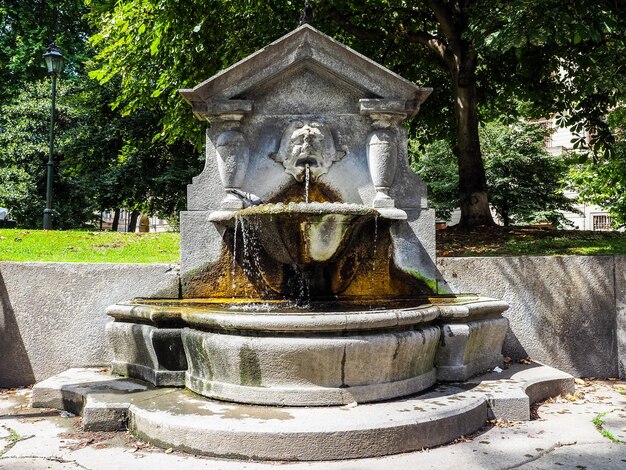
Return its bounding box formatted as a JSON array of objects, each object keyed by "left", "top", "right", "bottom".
[
  {"left": 1, "top": 257, "right": 624, "bottom": 387},
  {"left": 438, "top": 256, "right": 625, "bottom": 378},
  {"left": 0, "top": 263, "right": 179, "bottom": 387}
]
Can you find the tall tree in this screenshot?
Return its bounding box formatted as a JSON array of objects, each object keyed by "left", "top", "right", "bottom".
[
  {"left": 412, "top": 121, "right": 576, "bottom": 227},
  {"left": 85, "top": 0, "right": 624, "bottom": 226}
]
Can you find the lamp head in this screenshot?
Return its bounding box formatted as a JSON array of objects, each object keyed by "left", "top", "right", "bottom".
[{"left": 43, "top": 42, "right": 65, "bottom": 76}]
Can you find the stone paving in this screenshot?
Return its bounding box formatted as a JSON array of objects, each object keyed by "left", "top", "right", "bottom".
[{"left": 1, "top": 379, "right": 625, "bottom": 470}]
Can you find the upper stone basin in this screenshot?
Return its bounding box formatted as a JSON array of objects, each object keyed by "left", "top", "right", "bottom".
[{"left": 228, "top": 202, "right": 378, "bottom": 265}]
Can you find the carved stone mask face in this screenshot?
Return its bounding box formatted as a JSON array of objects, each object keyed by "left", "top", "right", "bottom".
[{"left": 271, "top": 120, "right": 345, "bottom": 182}]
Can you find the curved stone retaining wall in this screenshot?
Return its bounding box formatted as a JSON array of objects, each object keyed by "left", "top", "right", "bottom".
[{"left": 1, "top": 256, "right": 624, "bottom": 386}]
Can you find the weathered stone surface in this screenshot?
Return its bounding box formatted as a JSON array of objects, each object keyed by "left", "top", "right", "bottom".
[
  {"left": 436, "top": 317, "right": 509, "bottom": 381},
  {"left": 107, "top": 322, "right": 186, "bottom": 387},
  {"left": 31, "top": 368, "right": 171, "bottom": 432},
  {"left": 179, "top": 25, "right": 431, "bottom": 113},
  {"left": 179, "top": 25, "right": 434, "bottom": 300},
  {"left": 180, "top": 210, "right": 225, "bottom": 296},
  {"left": 435, "top": 299, "right": 509, "bottom": 381},
  {"left": 391, "top": 208, "right": 437, "bottom": 284},
  {"left": 182, "top": 325, "right": 440, "bottom": 406},
  {"left": 463, "top": 363, "right": 574, "bottom": 420},
  {"left": 31, "top": 368, "right": 145, "bottom": 427},
  {"left": 616, "top": 255, "right": 626, "bottom": 378},
  {"left": 30, "top": 364, "right": 573, "bottom": 461},
  {"left": 0, "top": 262, "right": 179, "bottom": 387},
  {"left": 438, "top": 256, "right": 619, "bottom": 377},
  {"left": 129, "top": 384, "right": 485, "bottom": 460}
]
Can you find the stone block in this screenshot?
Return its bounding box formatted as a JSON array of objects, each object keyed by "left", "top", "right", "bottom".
[
  {"left": 107, "top": 322, "right": 186, "bottom": 387},
  {"left": 0, "top": 262, "right": 180, "bottom": 387},
  {"left": 31, "top": 367, "right": 153, "bottom": 430},
  {"left": 436, "top": 316, "right": 509, "bottom": 381},
  {"left": 179, "top": 210, "right": 225, "bottom": 297},
  {"left": 616, "top": 255, "right": 626, "bottom": 378},
  {"left": 182, "top": 325, "right": 440, "bottom": 406}
]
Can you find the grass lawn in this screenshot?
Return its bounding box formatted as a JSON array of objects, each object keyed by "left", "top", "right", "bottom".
[
  {"left": 1, "top": 226, "right": 625, "bottom": 263},
  {"left": 0, "top": 229, "right": 179, "bottom": 263},
  {"left": 437, "top": 225, "right": 626, "bottom": 257}
]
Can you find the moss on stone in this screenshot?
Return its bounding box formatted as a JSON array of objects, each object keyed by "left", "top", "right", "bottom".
[{"left": 239, "top": 345, "right": 262, "bottom": 387}]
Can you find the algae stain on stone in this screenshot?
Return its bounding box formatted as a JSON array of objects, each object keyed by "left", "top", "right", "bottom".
[
  {"left": 406, "top": 268, "right": 451, "bottom": 294},
  {"left": 239, "top": 344, "right": 262, "bottom": 387}
]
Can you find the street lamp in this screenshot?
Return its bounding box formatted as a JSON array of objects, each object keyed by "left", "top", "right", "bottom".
[{"left": 42, "top": 42, "right": 65, "bottom": 229}]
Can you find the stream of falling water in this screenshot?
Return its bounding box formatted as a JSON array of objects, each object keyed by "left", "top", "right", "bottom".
[
  {"left": 232, "top": 215, "right": 239, "bottom": 291},
  {"left": 236, "top": 216, "right": 272, "bottom": 301},
  {"left": 371, "top": 214, "right": 379, "bottom": 283},
  {"left": 373, "top": 214, "right": 379, "bottom": 263},
  {"left": 304, "top": 164, "right": 310, "bottom": 203},
  {"left": 240, "top": 217, "right": 251, "bottom": 299}
]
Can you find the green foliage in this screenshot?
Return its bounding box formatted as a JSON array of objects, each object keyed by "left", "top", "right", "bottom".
[
  {"left": 0, "top": 78, "right": 202, "bottom": 228},
  {"left": 569, "top": 107, "right": 626, "bottom": 228},
  {"left": 84, "top": 1, "right": 459, "bottom": 148},
  {"left": 481, "top": 121, "right": 576, "bottom": 227},
  {"left": 469, "top": 0, "right": 626, "bottom": 156},
  {"left": 0, "top": 229, "right": 179, "bottom": 263},
  {"left": 0, "top": 0, "right": 203, "bottom": 228},
  {"left": 592, "top": 409, "right": 623, "bottom": 443},
  {"left": 0, "top": 80, "right": 97, "bottom": 227},
  {"left": 410, "top": 140, "right": 458, "bottom": 220},
  {"left": 2, "top": 1, "right": 623, "bottom": 228},
  {"left": 0, "top": 0, "right": 91, "bottom": 100},
  {"left": 86, "top": 0, "right": 301, "bottom": 149},
  {"left": 83, "top": 0, "right": 626, "bottom": 151},
  {"left": 412, "top": 121, "right": 576, "bottom": 226},
  {"left": 84, "top": 1, "right": 626, "bottom": 225}
]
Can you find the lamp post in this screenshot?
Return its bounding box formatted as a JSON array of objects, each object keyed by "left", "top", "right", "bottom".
[{"left": 42, "top": 42, "right": 65, "bottom": 229}]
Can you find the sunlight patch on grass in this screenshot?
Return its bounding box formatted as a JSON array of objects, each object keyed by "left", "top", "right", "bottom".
[{"left": 0, "top": 229, "right": 179, "bottom": 263}]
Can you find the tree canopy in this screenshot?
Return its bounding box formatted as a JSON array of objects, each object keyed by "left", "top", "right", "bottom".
[
  {"left": 412, "top": 121, "right": 577, "bottom": 226},
  {"left": 569, "top": 106, "right": 626, "bottom": 228},
  {"left": 85, "top": 0, "right": 626, "bottom": 226},
  {"left": 0, "top": 0, "right": 202, "bottom": 229},
  {"left": 1, "top": 1, "right": 624, "bottom": 229}
]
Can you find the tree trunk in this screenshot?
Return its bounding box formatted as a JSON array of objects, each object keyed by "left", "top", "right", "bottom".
[
  {"left": 451, "top": 62, "right": 495, "bottom": 227},
  {"left": 111, "top": 208, "right": 120, "bottom": 232},
  {"left": 502, "top": 206, "right": 510, "bottom": 227},
  {"left": 127, "top": 210, "right": 140, "bottom": 233}
]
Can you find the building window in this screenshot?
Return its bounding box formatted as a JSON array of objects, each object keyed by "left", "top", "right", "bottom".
[{"left": 592, "top": 214, "right": 612, "bottom": 231}]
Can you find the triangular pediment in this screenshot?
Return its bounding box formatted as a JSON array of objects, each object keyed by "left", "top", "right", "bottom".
[
  {"left": 240, "top": 60, "right": 377, "bottom": 115},
  {"left": 180, "top": 25, "right": 431, "bottom": 117}
]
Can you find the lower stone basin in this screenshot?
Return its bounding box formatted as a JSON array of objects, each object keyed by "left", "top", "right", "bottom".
[
  {"left": 224, "top": 202, "right": 378, "bottom": 265},
  {"left": 106, "top": 296, "right": 509, "bottom": 406}
]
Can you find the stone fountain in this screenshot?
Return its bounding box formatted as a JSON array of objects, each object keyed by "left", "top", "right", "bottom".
[{"left": 32, "top": 25, "right": 574, "bottom": 461}]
